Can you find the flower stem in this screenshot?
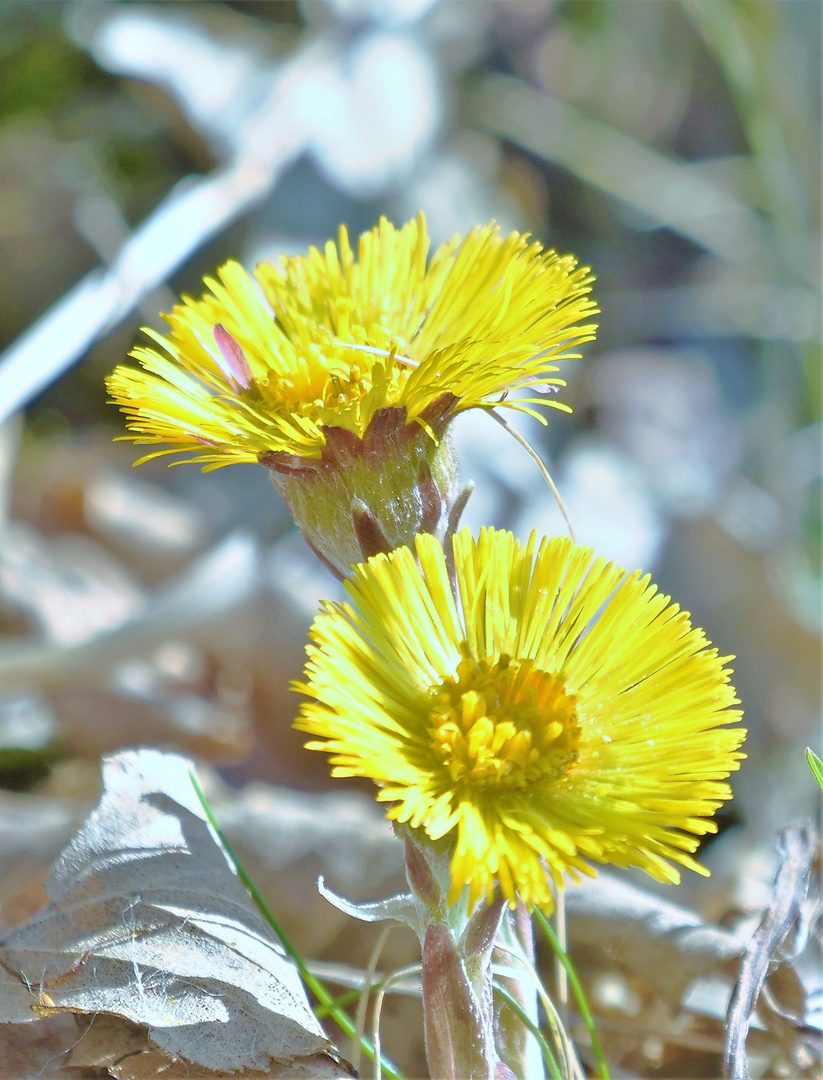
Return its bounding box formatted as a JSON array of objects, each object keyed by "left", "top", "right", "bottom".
[{"left": 422, "top": 921, "right": 497, "bottom": 1080}]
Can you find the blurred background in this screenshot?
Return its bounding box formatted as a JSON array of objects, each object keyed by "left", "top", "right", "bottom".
[{"left": 0, "top": 1, "right": 819, "bottom": 1075}]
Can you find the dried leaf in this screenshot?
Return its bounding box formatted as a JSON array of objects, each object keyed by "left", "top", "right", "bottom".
[
  {"left": 65, "top": 1013, "right": 351, "bottom": 1079},
  {"left": 0, "top": 522, "right": 144, "bottom": 645},
  {"left": 0, "top": 531, "right": 262, "bottom": 692},
  {"left": 83, "top": 468, "right": 210, "bottom": 579},
  {"left": 724, "top": 819, "right": 817, "bottom": 1080},
  {"left": 0, "top": 1013, "right": 89, "bottom": 1079},
  {"left": 565, "top": 870, "right": 747, "bottom": 1000},
  {"left": 0, "top": 748, "right": 336, "bottom": 1074}
]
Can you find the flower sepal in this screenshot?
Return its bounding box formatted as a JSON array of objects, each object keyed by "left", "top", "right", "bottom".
[
  {"left": 317, "top": 876, "right": 421, "bottom": 935},
  {"left": 260, "top": 397, "right": 460, "bottom": 578}
]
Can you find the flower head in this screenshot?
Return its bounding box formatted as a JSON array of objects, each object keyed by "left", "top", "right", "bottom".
[
  {"left": 295, "top": 528, "right": 746, "bottom": 911},
  {"left": 106, "top": 214, "right": 597, "bottom": 469},
  {"left": 107, "top": 215, "right": 597, "bottom": 574}
]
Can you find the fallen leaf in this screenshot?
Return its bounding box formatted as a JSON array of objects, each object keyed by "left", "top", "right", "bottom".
[
  {"left": 565, "top": 870, "right": 748, "bottom": 999},
  {"left": 64, "top": 1012, "right": 352, "bottom": 1079},
  {"left": 724, "top": 819, "right": 817, "bottom": 1080},
  {"left": 0, "top": 1013, "right": 91, "bottom": 1078},
  {"left": 0, "top": 531, "right": 262, "bottom": 692},
  {"left": 0, "top": 748, "right": 343, "bottom": 1074}
]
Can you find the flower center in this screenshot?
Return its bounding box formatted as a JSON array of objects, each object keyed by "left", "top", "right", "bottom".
[
  {"left": 429, "top": 652, "right": 580, "bottom": 791},
  {"left": 264, "top": 328, "right": 409, "bottom": 428}
]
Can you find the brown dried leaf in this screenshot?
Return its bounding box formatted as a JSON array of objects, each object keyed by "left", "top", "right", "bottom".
[
  {"left": 66, "top": 1013, "right": 352, "bottom": 1079},
  {"left": 0, "top": 749, "right": 338, "bottom": 1074},
  {"left": 724, "top": 819, "right": 817, "bottom": 1080},
  {"left": 565, "top": 870, "right": 747, "bottom": 1000}
]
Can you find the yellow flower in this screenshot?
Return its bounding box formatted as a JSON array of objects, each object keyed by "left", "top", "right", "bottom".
[
  {"left": 294, "top": 528, "right": 746, "bottom": 912},
  {"left": 107, "top": 214, "right": 597, "bottom": 574},
  {"left": 107, "top": 214, "right": 596, "bottom": 467}
]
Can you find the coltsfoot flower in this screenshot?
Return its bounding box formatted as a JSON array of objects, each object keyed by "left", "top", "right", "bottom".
[
  {"left": 294, "top": 528, "right": 747, "bottom": 911},
  {"left": 107, "top": 215, "right": 597, "bottom": 574}
]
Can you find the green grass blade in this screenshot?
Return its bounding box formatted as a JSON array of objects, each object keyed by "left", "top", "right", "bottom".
[
  {"left": 806, "top": 747, "right": 823, "bottom": 790},
  {"left": 534, "top": 908, "right": 611, "bottom": 1080},
  {"left": 314, "top": 987, "right": 367, "bottom": 1016},
  {"left": 189, "top": 770, "right": 406, "bottom": 1080}
]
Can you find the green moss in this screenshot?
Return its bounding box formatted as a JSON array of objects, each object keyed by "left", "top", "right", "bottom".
[{"left": 0, "top": 31, "right": 106, "bottom": 121}]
